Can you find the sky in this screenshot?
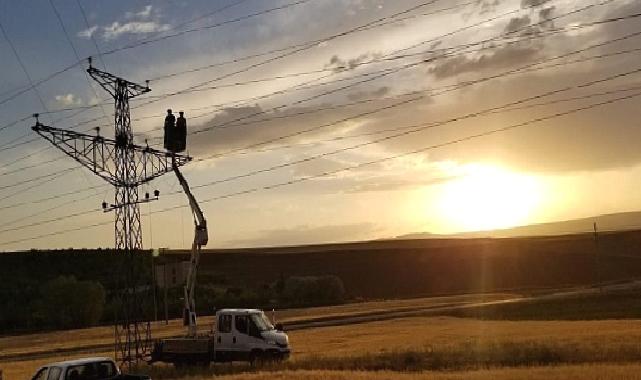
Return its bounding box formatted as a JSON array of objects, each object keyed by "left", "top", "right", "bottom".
[{"left": 2, "top": 0, "right": 641, "bottom": 250}]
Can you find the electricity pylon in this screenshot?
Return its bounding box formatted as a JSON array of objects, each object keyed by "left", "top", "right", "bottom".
[{"left": 32, "top": 58, "right": 190, "bottom": 366}]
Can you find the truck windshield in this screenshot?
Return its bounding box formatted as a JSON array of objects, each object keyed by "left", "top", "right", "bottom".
[{"left": 251, "top": 312, "right": 274, "bottom": 332}]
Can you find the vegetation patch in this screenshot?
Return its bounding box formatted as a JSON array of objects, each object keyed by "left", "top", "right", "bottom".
[
  {"left": 444, "top": 289, "right": 641, "bottom": 320},
  {"left": 143, "top": 339, "right": 641, "bottom": 379}
]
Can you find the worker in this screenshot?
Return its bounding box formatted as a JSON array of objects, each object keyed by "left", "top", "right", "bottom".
[
  {"left": 176, "top": 111, "right": 187, "bottom": 152},
  {"left": 164, "top": 109, "right": 175, "bottom": 151}
]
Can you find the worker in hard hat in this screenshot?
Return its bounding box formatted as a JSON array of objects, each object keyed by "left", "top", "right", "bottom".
[
  {"left": 176, "top": 111, "right": 187, "bottom": 153},
  {"left": 164, "top": 109, "right": 175, "bottom": 151}
]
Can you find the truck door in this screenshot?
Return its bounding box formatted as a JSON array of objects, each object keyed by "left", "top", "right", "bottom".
[
  {"left": 216, "top": 313, "right": 235, "bottom": 360},
  {"left": 234, "top": 315, "right": 251, "bottom": 355}
]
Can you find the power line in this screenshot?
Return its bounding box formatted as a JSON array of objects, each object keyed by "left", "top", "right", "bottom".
[
  {"left": 0, "top": 0, "right": 307, "bottom": 109},
  {"left": 187, "top": 91, "right": 641, "bottom": 205},
  {"left": 5, "top": 63, "right": 640, "bottom": 237},
  {"left": 0, "top": 220, "right": 112, "bottom": 247},
  {"left": 165, "top": 23, "right": 641, "bottom": 155},
  {"left": 100, "top": 0, "right": 316, "bottom": 57},
  {"left": 184, "top": 66, "right": 641, "bottom": 191},
  {"left": 0, "top": 191, "right": 98, "bottom": 230},
  {"left": 75, "top": 0, "right": 107, "bottom": 70},
  {"left": 0, "top": 58, "right": 82, "bottom": 108},
  {"left": 6, "top": 22, "right": 639, "bottom": 192},
  {"left": 0, "top": 0, "right": 464, "bottom": 153},
  {"left": 147, "top": 0, "right": 476, "bottom": 83},
  {"left": 4, "top": 0, "right": 602, "bottom": 136},
  {"left": 134, "top": 0, "right": 446, "bottom": 109},
  {"left": 0, "top": 1, "right": 627, "bottom": 201},
  {"left": 6, "top": 85, "right": 639, "bottom": 247},
  {"left": 0, "top": 0, "right": 451, "bottom": 156},
  {"left": 0, "top": 20, "right": 51, "bottom": 117},
  {"left": 133, "top": 6, "right": 641, "bottom": 144},
  {"left": 0, "top": 183, "right": 106, "bottom": 212},
  {"left": 0, "top": 166, "right": 77, "bottom": 192},
  {"left": 3, "top": 25, "right": 638, "bottom": 200}
]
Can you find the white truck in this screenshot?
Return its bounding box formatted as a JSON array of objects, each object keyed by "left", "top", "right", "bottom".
[
  {"left": 150, "top": 308, "right": 290, "bottom": 366},
  {"left": 30, "top": 357, "right": 150, "bottom": 380},
  {"left": 148, "top": 158, "right": 291, "bottom": 366}
]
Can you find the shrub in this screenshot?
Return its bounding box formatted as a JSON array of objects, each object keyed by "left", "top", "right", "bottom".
[
  {"left": 37, "top": 275, "right": 106, "bottom": 329},
  {"left": 282, "top": 275, "right": 345, "bottom": 306}
]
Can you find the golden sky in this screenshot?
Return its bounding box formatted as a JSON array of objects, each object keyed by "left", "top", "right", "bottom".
[{"left": 2, "top": 0, "right": 641, "bottom": 249}]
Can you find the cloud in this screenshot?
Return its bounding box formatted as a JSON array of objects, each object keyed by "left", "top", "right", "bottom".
[
  {"left": 53, "top": 94, "right": 83, "bottom": 107},
  {"left": 180, "top": 99, "right": 382, "bottom": 156},
  {"left": 538, "top": 6, "right": 555, "bottom": 21},
  {"left": 346, "top": 86, "right": 390, "bottom": 101},
  {"left": 429, "top": 45, "right": 540, "bottom": 80},
  {"left": 504, "top": 15, "right": 531, "bottom": 33},
  {"left": 77, "top": 26, "right": 98, "bottom": 39},
  {"left": 86, "top": 4, "right": 169, "bottom": 41},
  {"left": 225, "top": 222, "right": 381, "bottom": 247},
  {"left": 521, "top": 0, "right": 551, "bottom": 8},
  {"left": 139, "top": 5, "right": 153, "bottom": 18},
  {"left": 326, "top": 52, "right": 382, "bottom": 73},
  {"left": 103, "top": 21, "right": 171, "bottom": 40},
  {"left": 290, "top": 156, "right": 346, "bottom": 178},
  {"left": 343, "top": 174, "right": 457, "bottom": 193}
]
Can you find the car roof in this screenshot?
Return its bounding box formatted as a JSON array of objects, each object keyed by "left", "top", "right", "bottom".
[
  {"left": 46, "top": 357, "right": 114, "bottom": 368},
  {"left": 217, "top": 308, "right": 262, "bottom": 314}
]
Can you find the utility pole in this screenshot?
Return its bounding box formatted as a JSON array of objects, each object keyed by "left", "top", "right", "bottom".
[
  {"left": 32, "top": 58, "right": 190, "bottom": 367},
  {"left": 594, "top": 222, "right": 602, "bottom": 292}
]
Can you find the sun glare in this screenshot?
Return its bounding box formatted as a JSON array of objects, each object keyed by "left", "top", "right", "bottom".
[{"left": 436, "top": 164, "right": 543, "bottom": 232}]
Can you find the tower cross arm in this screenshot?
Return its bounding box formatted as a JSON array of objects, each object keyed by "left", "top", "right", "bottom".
[
  {"left": 87, "top": 66, "right": 150, "bottom": 99},
  {"left": 33, "top": 123, "right": 191, "bottom": 186}
]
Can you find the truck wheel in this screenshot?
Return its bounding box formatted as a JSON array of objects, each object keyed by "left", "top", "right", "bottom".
[{"left": 249, "top": 350, "right": 264, "bottom": 366}]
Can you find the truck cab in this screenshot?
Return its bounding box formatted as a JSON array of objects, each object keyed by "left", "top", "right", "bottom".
[{"left": 214, "top": 309, "right": 290, "bottom": 362}]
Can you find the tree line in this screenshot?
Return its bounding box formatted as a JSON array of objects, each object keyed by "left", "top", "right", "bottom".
[{"left": 0, "top": 250, "right": 345, "bottom": 333}]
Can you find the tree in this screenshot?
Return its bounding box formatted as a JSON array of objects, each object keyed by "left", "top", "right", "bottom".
[
  {"left": 282, "top": 275, "right": 345, "bottom": 306},
  {"left": 38, "top": 276, "right": 106, "bottom": 329}
]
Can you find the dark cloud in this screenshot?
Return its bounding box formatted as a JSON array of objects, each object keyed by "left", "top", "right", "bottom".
[
  {"left": 346, "top": 86, "right": 390, "bottom": 101},
  {"left": 505, "top": 15, "right": 532, "bottom": 33},
  {"left": 186, "top": 0, "right": 641, "bottom": 176},
  {"left": 182, "top": 89, "right": 432, "bottom": 158},
  {"left": 225, "top": 222, "right": 381, "bottom": 247},
  {"left": 470, "top": 0, "right": 500, "bottom": 16},
  {"left": 326, "top": 52, "right": 382, "bottom": 73},
  {"left": 538, "top": 6, "right": 555, "bottom": 21},
  {"left": 521, "top": 0, "right": 551, "bottom": 8},
  {"left": 429, "top": 45, "right": 540, "bottom": 80}
]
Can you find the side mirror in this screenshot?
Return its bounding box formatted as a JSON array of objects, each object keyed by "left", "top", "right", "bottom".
[{"left": 275, "top": 323, "right": 284, "bottom": 331}]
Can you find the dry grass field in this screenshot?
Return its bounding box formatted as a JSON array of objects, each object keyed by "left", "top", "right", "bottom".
[
  {"left": 199, "top": 365, "right": 641, "bottom": 380},
  {"left": 0, "top": 293, "right": 511, "bottom": 358},
  {"left": 5, "top": 315, "right": 641, "bottom": 379}
]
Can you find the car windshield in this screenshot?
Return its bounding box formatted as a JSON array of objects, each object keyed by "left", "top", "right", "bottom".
[
  {"left": 251, "top": 312, "right": 274, "bottom": 332},
  {"left": 65, "top": 361, "right": 117, "bottom": 380}
]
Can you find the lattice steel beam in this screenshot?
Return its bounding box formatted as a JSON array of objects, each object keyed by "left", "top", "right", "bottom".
[{"left": 32, "top": 123, "right": 191, "bottom": 187}]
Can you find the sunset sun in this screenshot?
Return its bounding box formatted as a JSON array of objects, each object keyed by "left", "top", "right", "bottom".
[{"left": 436, "top": 164, "right": 543, "bottom": 232}]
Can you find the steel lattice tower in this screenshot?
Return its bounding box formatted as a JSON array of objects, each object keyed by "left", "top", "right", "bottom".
[{"left": 32, "top": 58, "right": 190, "bottom": 366}]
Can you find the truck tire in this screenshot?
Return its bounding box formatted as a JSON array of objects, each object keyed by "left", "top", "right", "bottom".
[{"left": 249, "top": 349, "right": 264, "bottom": 365}]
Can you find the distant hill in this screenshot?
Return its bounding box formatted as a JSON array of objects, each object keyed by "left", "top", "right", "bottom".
[{"left": 398, "top": 211, "right": 641, "bottom": 239}]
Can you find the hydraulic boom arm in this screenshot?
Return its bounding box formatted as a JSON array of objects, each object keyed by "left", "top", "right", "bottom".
[{"left": 172, "top": 158, "right": 208, "bottom": 337}]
